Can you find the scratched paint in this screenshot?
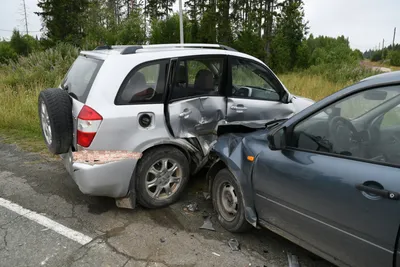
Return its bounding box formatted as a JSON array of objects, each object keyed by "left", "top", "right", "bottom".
[{"left": 73, "top": 150, "right": 142, "bottom": 165}]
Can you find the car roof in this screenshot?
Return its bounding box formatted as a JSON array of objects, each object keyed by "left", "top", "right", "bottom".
[
  {"left": 360, "top": 70, "right": 400, "bottom": 85},
  {"left": 80, "top": 45, "right": 266, "bottom": 66}
]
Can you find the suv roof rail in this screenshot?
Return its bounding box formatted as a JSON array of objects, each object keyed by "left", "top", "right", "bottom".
[
  {"left": 93, "top": 43, "right": 237, "bottom": 54},
  {"left": 94, "top": 45, "right": 112, "bottom": 50}
]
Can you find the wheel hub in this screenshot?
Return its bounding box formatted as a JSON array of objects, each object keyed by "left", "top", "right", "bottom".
[
  {"left": 218, "top": 182, "right": 238, "bottom": 222},
  {"left": 145, "top": 158, "right": 182, "bottom": 200}
]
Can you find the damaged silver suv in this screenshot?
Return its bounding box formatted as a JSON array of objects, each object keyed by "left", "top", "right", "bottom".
[{"left": 38, "top": 43, "right": 314, "bottom": 209}]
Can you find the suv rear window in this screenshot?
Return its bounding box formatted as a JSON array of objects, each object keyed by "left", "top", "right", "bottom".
[{"left": 61, "top": 56, "right": 103, "bottom": 102}]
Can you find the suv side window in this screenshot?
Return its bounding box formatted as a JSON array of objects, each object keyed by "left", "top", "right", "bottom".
[
  {"left": 231, "top": 57, "right": 282, "bottom": 101},
  {"left": 116, "top": 59, "right": 169, "bottom": 105},
  {"left": 171, "top": 57, "right": 224, "bottom": 100},
  {"left": 290, "top": 86, "right": 400, "bottom": 165}
]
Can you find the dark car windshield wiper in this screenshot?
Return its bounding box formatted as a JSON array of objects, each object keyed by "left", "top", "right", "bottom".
[{"left": 265, "top": 118, "right": 288, "bottom": 129}]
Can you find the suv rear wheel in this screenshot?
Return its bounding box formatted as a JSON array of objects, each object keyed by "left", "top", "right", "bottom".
[
  {"left": 135, "top": 147, "right": 190, "bottom": 208},
  {"left": 38, "top": 88, "right": 73, "bottom": 155}
]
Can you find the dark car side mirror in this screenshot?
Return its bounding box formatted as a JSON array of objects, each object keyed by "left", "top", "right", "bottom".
[{"left": 267, "top": 127, "right": 286, "bottom": 150}]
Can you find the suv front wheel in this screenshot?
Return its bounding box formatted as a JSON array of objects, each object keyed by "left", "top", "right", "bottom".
[{"left": 135, "top": 146, "right": 190, "bottom": 208}]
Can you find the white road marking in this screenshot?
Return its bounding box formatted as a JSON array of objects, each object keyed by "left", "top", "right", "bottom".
[{"left": 0, "top": 197, "right": 93, "bottom": 245}]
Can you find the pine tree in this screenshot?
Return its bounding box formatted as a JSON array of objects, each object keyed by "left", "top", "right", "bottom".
[{"left": 36, "top": 0, "right": 89, "bottom": 46}]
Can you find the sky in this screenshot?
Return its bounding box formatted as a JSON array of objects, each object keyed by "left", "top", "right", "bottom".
[{"left": 0, "top": 0, "right": 398, "bottom": 52}]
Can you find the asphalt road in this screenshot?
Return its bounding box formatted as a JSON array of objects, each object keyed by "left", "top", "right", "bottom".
[{"left": 0, "top": 139, "right": 334, "bottom": 267}]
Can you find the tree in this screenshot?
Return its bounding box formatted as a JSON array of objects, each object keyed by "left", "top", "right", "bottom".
[
  {"left": 9, "top": 30, "right": 38, "bottom": 56},
  {"left": 149, "top": 13, "right": 192, "bottom": 44},
  {"left": 36, "top": 0, "right": 89, "bottom": 46},
  {"left": 0, "top": 41, "right": 17, "bottom": 63},
  {"left": 270, "top": 0, "right": 308, "bottom": 72},
  {"left": 117, "top": 8, "right": 147, "bottom": 44}
]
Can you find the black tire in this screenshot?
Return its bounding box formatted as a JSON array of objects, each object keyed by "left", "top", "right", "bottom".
[
  {"left": 212, "top": 168, "right": 251, "bottom": 233},
  {"left": 38, "top": 88, "right": 73, "bottom": 155},
  {"left": 135, "top": 146, "right": 190, "bottom": 209}
]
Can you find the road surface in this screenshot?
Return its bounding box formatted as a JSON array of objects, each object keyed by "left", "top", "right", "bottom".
[{"left": 0, "top": 139, "right": 334, "bottom": 267}]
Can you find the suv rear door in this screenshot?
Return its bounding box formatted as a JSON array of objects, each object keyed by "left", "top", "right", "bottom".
[
  {"left": 61, "top": 54, "right": 104, "bottom": 150},
  {"left": 166, "top": 55, "right": 228, "bottom": 155},
  {"left": 226, "top": 56, "right": 295, "bottom": 122}
]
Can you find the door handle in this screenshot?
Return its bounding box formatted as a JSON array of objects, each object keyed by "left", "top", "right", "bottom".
[
  {"left": 231, "top": 105, "right": 247, "bottom": 113},
  {"left": 179, "top": 109, "right": 192, "bottom": 119},
  {"left": 356, "top": 183, "right": 399, "bottom": 200}
]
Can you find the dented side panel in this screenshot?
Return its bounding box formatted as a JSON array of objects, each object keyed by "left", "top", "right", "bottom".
[
  {"left": 226, "top": 97, "right": 295, "bottom": 122},
  {"left": 210, "top": 129, "right": 269, "bottom": 226},
  {"left": 168, "top": 96, "right": 226, "bottom": 155}
]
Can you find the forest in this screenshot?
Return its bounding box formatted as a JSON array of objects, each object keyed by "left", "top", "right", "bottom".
[{"left": 0, "top": 0, "right": 386, "bottom": 150}]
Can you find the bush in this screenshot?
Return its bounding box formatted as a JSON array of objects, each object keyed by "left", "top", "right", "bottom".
[
  {"left": 0, "top": 41, "right": 17, "bottom": 64},
  {"left": 388, "top": 51, "right": 400, "bottom": 66},
  {"left": 2, "top": 42, "right": 79, "bottom": 90},
  {"left": 304, "top": 63, "right": 381, "bottom": 84}
]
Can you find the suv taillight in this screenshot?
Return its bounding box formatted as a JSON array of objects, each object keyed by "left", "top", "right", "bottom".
[{"left": 77, "top": 105, "right": 102, "bottom": 147}]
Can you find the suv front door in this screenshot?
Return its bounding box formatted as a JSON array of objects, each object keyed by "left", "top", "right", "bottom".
[
  {"left": 167, "top": 55, "right": 227, "bottom": 155},
  {"left": 227, "top": 56, "right": 294, "bottom": 122}
]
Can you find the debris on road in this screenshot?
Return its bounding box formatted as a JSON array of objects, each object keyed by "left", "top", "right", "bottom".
[
  {"left": 212, "top": 252, "right": 220, "bottom": 257},
  {"left": 287, "top": 253, "right": 300, "bottom": 267},
  {"left": 160, "top": 237, "right": 166, "bottom": 243},
  {"left": 184, "top": 202, "right": 199, "bottom": 212},
  {"left": 203, "top": 192, "right": 211, "bottom": 200},
  {"left": 200, "top": 216, "right": 215, "bottom": 231},
  {"left": 228, "top": 238, "right": 240, "bottom": 251}
]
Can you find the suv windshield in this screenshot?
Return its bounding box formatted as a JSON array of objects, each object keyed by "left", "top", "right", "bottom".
[{"left": 61, "top": 56, "right": 103, "bottom": 102}]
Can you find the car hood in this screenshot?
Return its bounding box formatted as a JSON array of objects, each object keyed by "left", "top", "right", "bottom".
[{"left": 291, "top": 95, "right": 315, "bottom": 113}]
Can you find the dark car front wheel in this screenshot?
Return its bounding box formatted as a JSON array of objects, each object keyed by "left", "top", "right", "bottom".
[{"left": 212, "top": 168, "right": 251, "bottom": 232}]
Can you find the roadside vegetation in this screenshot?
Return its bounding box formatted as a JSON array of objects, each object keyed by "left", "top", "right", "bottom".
[
  {"left": 0, "top": 0, "right": 385, "bottom": 151},
  {"left": 364, "top": 43, "right": 400, "bottom": 70}
]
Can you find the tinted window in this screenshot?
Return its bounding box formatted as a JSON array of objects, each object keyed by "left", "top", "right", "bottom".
[
  {"left": 116, "top": 60, "right": 169, "bottom": 104},
  {"left": 171, "top": 57, "right": 224, "bottom": 100},
  {"left": 291, "top": 86, "right": 400, "bottom": 166},
  {"left": 231, "top": 58, "right": 281, "bottom": 101},
  {"left": 62, "top": 56, "right": 103, "bottom": 102}
]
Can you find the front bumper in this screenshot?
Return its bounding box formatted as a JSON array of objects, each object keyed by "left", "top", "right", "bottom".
[{"left": 60, "top": 150, "right": 138, "bottom": 198}]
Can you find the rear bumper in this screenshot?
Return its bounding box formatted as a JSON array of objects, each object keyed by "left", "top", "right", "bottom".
[{"left": 60, "top": 150, "right": 138, "bottom": 198}]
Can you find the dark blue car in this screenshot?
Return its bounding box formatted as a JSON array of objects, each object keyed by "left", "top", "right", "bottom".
[{"left": 207, "top": 71, "right": 400, "bottom": 267}]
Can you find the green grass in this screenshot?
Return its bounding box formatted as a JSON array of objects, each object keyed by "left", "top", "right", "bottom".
[
  {"left": 0, "top": 43, "right": 78, "bottom": 154},
  {"left": 279, "top": 73, "right": 350, "bottom": 101}
]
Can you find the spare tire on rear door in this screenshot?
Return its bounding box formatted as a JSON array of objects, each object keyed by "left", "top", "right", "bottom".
[{"left": 38, "top": 88, "right": 73, "bottom": 155}]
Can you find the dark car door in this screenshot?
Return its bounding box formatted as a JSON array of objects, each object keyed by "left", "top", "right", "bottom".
[{"left": 253, "top": 85, "right": 400, "bottom": 267}]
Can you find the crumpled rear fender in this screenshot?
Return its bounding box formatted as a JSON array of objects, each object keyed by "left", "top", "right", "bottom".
[{"left": 206, "top": 135, "right": 259, "bottom": 227}]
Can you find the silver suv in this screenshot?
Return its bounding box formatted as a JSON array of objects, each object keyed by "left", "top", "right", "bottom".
[{"left": 38, "top": 43, "right": 313, "bottom": 209}]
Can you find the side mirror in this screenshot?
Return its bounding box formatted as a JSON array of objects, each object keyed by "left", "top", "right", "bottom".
[
  {"left": 281, "top": 92, "right": 292, "bottom": 104},
  {"left": 267, "top": 127, "right": 286, "bottom": 150}
]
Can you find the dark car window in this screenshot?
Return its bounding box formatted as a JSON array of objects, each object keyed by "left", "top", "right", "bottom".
[
  {"left": 290, "top": 86, "right": 400, "bottom": 166},
  {"left": 171, "top": 57, "right": 224, "bottom": 100},
  {"left": 231, "top": 58, "right": 282, "bottom": 101},
  {"left": 116, "top": 59, "right": 169, "bottom": 105},
  {"left": 62, "top": 56, "right": 103, "bottom": 103}
]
